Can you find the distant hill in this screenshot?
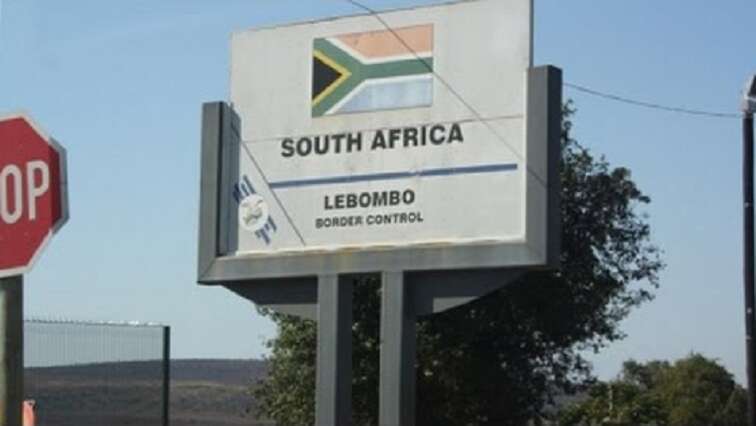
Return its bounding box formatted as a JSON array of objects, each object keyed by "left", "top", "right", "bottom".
[
  {"left": 25, "top": 359, "right": 272, "bottom": 426},
  {"left": 171, "top": 359, "right": 268, "bottom": 387}
]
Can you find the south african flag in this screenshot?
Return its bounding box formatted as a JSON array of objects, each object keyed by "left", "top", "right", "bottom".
[{"left": 312, "top": 25, "right": 434, "bottom": 117}]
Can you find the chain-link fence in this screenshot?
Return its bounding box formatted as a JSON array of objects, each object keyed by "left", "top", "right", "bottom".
[{"left": 24, "top": 319, "right": 170, "bottom": 426}]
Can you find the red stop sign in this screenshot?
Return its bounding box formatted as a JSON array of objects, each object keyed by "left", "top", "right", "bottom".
[{"left": 0, "top": 113, "right": 68, "bottom": 278}]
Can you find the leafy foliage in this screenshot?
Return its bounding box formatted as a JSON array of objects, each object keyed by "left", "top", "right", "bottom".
[
  {"left": 253, "top": 311, "right": 317, "bottom": 426},
  {"left": 558, "top": 381, "right": 665, "bottom": 425},
  {"left": 559, "top": 354, "right": 747, "bottom": 426},
  {"left": 253, "top": 104, "right": 663, "bottom": 425}
]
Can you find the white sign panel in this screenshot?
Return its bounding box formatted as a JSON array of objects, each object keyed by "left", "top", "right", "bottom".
[{"left": 227, "top": 0, "right": 545, "bottom": 265}]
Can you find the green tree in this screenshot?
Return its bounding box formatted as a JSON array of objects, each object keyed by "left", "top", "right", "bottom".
[
  {"left": 558, "top": 381, "right": 665, "bottom": 426},
  {"left": 559, "top": 354, "right": 748, "bottom": 426},
  {"left": 253, "top": 104, "right": 664, "bottom": 426},
  {"left": 716, "top": 386, "right": 748, "bottom": 426},
  {"left": 658, "top": 354, "right": 746, "bottom": 426}
]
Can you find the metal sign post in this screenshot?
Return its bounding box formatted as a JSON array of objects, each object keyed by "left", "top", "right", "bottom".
[
  {"left": 379, "top": 271, "right": 416, "bottom": 426},
  {"left": 743, "top": 74, "right": 756, "bottom": 426},
  {"left": 315, "top": 275, "right": 353, "bottom": 426},
  {"left": 0, "top": 277, "right": 22, "bottom": 426}
]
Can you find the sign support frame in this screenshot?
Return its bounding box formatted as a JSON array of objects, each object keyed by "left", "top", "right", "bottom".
[
  {"left": 315, "top": 275, "right": 353, "bottom": 426},
  {"left": 379, "top": 271, "right": 416, "bottom": 426}
]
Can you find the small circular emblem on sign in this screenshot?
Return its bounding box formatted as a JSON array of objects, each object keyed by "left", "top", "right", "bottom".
[{"left": 239, "top": 194, "right": 270, "bottom": 232}]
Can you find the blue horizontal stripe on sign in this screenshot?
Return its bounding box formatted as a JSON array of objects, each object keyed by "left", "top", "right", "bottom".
[
  {"left": 333, "top": 77, "right": 433, "bottom": 115},
  {"left": 268, "top": 163, "right": 518, "bottom": 190}
]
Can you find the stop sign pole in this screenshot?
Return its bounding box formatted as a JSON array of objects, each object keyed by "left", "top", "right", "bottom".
[
  {"left": 0, "top": 277, "right": 23, "bottom": 426},
  {"left": 0, "top": 113, "right": 68, "bottom": 426}
]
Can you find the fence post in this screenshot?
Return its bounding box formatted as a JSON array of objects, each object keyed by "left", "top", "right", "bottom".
[{"left": 163, "top": 326, "right": 171, "bottom": 426}]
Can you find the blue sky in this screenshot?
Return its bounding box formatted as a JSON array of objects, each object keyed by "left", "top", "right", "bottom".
[{"left": 0, "top": 0, "right": 753, "bottom": 383}]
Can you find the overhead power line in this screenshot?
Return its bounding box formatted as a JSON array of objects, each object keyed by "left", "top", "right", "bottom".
[{"left": 565, "top": 83, "right": 740, "bottom": 120}]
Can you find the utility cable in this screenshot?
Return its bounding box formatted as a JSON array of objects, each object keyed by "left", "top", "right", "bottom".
[{"left": 565, "top": 82, "right": 740, "bottom": 119}]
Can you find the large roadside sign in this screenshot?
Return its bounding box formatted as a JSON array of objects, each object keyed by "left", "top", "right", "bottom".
[
  {"left": 199, "top": 1, "right": 561, "bottom": 424},
  {"left": 198, "top": 0, "right": 559, "bottom": 281},
  {"left": 0, "top": 113, "right": 68, "bottom": 278}
]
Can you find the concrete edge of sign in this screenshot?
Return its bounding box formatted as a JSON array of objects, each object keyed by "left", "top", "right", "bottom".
[
  {"left": 197, "top": 103, "right": 223, "bottom": 281},
  {"left": 202, "top": 242, "right": 548, "bottom": 282},
  {"left": 0, "top": 114, "right": 70, "bottom": 280},
  {"left": 197, "top": 65, "right": 562, "bottom": 319},
  {"left": 526, "top": 65, "right": 562, "bottom": 268},
  {"left": 221, "top": 267, "right": 530, "bottom": 320}
]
